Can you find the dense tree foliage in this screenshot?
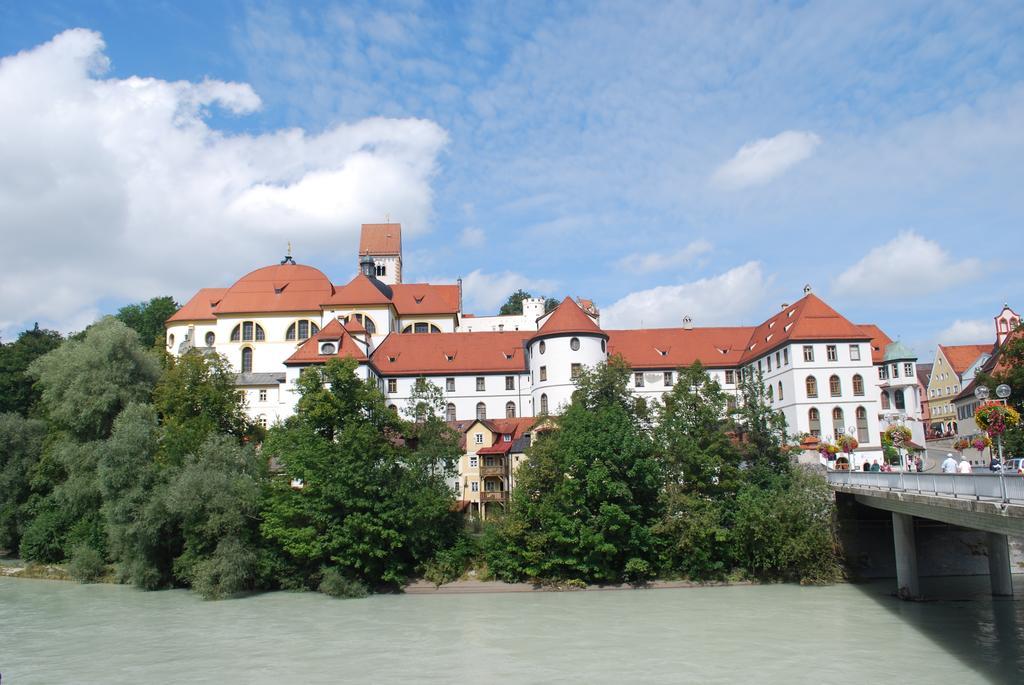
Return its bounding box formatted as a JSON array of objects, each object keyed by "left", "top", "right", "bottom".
[
  {"left": 115, "top": 296, "right": 179, "bottom": 348},
  {"left": 497, "top": 289, "right": 560, "bottom": 316},
  {"left": 977, "top": 323, "right": 1024, "bottom": 455},
  {"left": 0, "top": 324, "right": 63, "bottom": 416},
  {"left": 0, "top": 413, "right": 48, "bottom": 553}
]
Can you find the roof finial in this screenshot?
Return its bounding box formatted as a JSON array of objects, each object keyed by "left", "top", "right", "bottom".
[
  {"left": 281, "top": 241, "right": 296, "bottom": 265},
  {"left": 803, "top": 284, "right": 812, "bottom": 295},
  {"left": 385, "top": 212, "right": 390, "bottom": 224}
]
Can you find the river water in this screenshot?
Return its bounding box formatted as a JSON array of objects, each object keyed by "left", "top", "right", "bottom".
[{"left": 2, "top": 576, "right": 1022, "bottom": 684}]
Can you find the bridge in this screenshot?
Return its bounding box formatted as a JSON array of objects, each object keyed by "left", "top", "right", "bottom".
[{"left": 827, "top": 471, "right": 1024, "bottom": 599}]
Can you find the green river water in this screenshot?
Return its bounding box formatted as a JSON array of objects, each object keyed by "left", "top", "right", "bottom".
[{"left": 2, "top": 575, "right": 1022, "bottom": 684}]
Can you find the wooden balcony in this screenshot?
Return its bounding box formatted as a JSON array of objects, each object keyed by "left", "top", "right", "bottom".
[
  {"left": 479, "top": 490, "right": 508, "bottom": 503},
  {"left": 479, "top": 464, "right": 506, "bottom": 478}
]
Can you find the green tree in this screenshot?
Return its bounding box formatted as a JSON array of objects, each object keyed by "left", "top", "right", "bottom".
[
  {"left": 403, "top": 377, "right": 461, "bottom": 477},
  {"left": 0, "top": 324, "right": 63, "bottom": 416},
  {"left": 498, "top": 289, "right": 533, "bottom": 316},
  {"left": 485, "top": 357, "right": 663, "bottom": 584},
  {"left": 115, "top": 296, "right": 179, "bottom": 348},
  {"left": 731, "top": 369, "right": 789, "bottom": 476},
  {"left": 544, "top": 297, "right": 559, "bottom": 313},
  {"left": 977, "top": 323, "right": 1024, "bottom": 455},
  {"left": 0, "top": 413, "right": 48, "bottom": 553},
  {"left": 260, "top": 358, "right": 458, "bottom": 590}
]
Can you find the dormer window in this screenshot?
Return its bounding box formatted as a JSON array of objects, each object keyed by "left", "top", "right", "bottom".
[
  {"left": 445, "top": 352, "right": 455, "bottom": 362},
  {"left": 319, "top": 342, "right": 336, "bottom": 355},
  {"left": 503, "top": 434, "right": 511, "bottom": 442},
  {"left": 414, "top": 295, "right": 425, "bottom": 304}
]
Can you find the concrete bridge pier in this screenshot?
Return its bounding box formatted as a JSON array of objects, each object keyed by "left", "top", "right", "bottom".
[
  {"left": 987, "top": 533, "right": 1014, "bottom": 597},
  {"left": 892, "top": 512, "right": 919, "bottom": 599}
]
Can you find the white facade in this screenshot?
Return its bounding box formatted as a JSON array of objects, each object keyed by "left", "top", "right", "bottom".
[{"left": 458, "top": 297, "right": 546, "bottom": 332}]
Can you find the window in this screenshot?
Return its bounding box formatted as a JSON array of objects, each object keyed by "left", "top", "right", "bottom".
[
  {"left": 601, "top": 340, "right": 606, "bottom": 353},
  {"left": 505, "top": 376, "right": 515, "bottom": 390},
  {"left": 726, "top": 396, "right": 737, "bottom": 410},
  {"left": 232, "top": 321, "right": 266, "bottom": 342},
  {"left": 539, "top": 341, "right": 546, "bottom": 354},
  {"left": 241, "top": 347, "right": 253, "bottom": 373},
  {"left": 829, "top": 375, "right": 841, "bottom": 397},
  {"left": 231, "top": 326, "right": 240, "bottom": 342},
  {"left": 852, "top": 374, "right": 864, "bottom": 396},
  {"left": 320, "top": 342, "right": 336, "bottom": 355},
  {"left": 832, "top": 407, "right": 845, "bottom": 438},
  {"left": 826, "top": 345, "right": 837, "bottom": 362},
  {"left": 446, "top": 377, "right": 455, "bottom": 392},
  {"left": 376, "top": 264, "right": 386, "bottom": 277},
  {"left": 503, "top": 433, "right": 511, "bottom": 442},
  {"left": 570, "top": 337, "right": 580, "bottom": 351},
  {"left": 758, "top": 360, "right": 763, "bottom": 373},
  {"left": 476, "top": 402, "right": 487, "bottom": 420},
  {"left": 471, "top": 481, "right": 479, "bottom": 492},
  {"left": 664, "top": 371, "right": 674, "bottom": 386},
  {"left": 540, "top": 393, "right": 549, "bottom": 414},
  {"left": 891, "top": 363, "right": 900, "bottom": 378},
  {"left": 473, "top": 435, "right": 483, "bottom": 447},
  {"left": 775, "top": 351, "right": 781, "bottom": 367},
  {"left": 777, "top": 381, "right": 783, "bottom": 401},
  {"left": 856, "top": 407, "right": 869, "bottom": 443},
  {"left": 243, "top": 321, "right": 253, "bottom": 341},
  {"left": 894, "top": 389, "right": 906, "bottom": 410},
  {"left": 904, "top": 362, "right": 913, "bottom": 377},
  {"left": 571, "top": 363, "right": 582, "bottom": 379},
  {"left": 476, "top": 377, "right": 485, "bottom": 391},
  {"left": 540, "top": 366, "right": 547, "bottom": 382},
  {"left": 168, "top": 334, "right": 175, "bottom": 347},
  {"left": 446, "top": 403, "right": 456, "bottom": 422},
  {"left": 344, "top": 313, "right": 377, "bottom": 335},
  {"left": 259, "top": 389, "right": 267, "bottom": 402},
  {"left": 766, "top": 356, "right": 772, "bottom": 372},
  {"left": 767, "top": 385, "right": 774, "bottom": 402},
  {"left": 506, "top": 402, "right": 516, "bottom": 418},
  {"left": 388, "top": 404, "right": 398, "bottom": 413},
  {"left": 879, "top": 365, "right": 889, "bottom": 380},
  {"left": 257, "top": 416, "right": 267, "bottom": 429},
  {"left": 402, "top": 323, "right": 442, "bottom": 334},
  {"left": 634, "top": 372, "right": 645, "bottom": 388},
  {"left": 806, "top": 376, "right": 818, "bottom": 398},
  {"left": 803, "top": 345, "right": 814, "bottom": 362},
  {"left": 849, "top": 345, "right": 861, "bottom": 361},
  {"left": 205, "top": 332, "right": 215, "bottom": 346},
  {"left": 783, "top": 348, "right": 789, "bottom": 365},
  {"left": 387, "top": 379, "right": 397, "bottom": 393},
  {"left": 808, "top": 408, "right": 821, "bottom": 437},
  {"left": 725, "top": 370, "right": 735, "bottom": 384}
]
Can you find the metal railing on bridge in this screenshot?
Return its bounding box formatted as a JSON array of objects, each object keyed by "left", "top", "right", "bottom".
[{"left": 827, "top": 471, "right": 1024, "bottom": 505}]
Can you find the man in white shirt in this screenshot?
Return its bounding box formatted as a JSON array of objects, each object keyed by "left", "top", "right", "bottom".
[
  {"left": 941, "top": 453, "right": 958, "bottom": 473},
  {"left": 957, "top": 458, "right": 973, "bottom": 474}
]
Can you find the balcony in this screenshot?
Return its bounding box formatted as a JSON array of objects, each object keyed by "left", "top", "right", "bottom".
[
  {"left": 479, "top": 464, "right": 506, "bottom": 478},
  {"left": 480, "top": 491, "right": 508, "bottom": 503}
]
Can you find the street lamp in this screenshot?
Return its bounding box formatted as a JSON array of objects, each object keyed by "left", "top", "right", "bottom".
[{"left": 976, "top": 384, "right": 1004, "bottom": 495}]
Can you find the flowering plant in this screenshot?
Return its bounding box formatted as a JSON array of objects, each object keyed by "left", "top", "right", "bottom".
[
  {"left": 819, "top": 443, "right": 839, "bottom": 458},
  {"left": 972, "top": 435, "right": 993, "bottom": 451},
  {"left": 883, "top": 425, "right": 912, "bottom": 448},
  {"left": 974, "top": 404, "right": 1022, "bottom": 437},
  {"left": 835, "top": 434, "right": 859, "bottom": 454},
  {"left": 952, "top": 437, "right": 971, "bottom": 451}
]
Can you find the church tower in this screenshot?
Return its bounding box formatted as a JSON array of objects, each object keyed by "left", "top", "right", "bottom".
[{"left": 358, "top": 223, "right": 402, "bottom": 285}]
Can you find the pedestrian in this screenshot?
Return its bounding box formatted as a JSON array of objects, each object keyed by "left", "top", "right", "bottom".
[
  {"left": 941, "top": 453, "right": 958, "bottom": 473},
  {"left": 989, "top": 456, "right": 1002, "bottom": 472},
  {"left": 870, "top": 459, "right": 881, "bottom": 472},
  {"left": 916, "top": 455, "right": 923, "bottom": 472},
  {"left": 957, "top": 458, "right": 972, "bottom": 474}
]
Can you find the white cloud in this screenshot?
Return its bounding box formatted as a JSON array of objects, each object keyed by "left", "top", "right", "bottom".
[
  {"left": 617, "top": 239, "right": 712, "bottom": 272},
  {"left": 0, "top": 30, "right": 447, "bottom": 336},
  {"left": 833, "top": 231, "right": 983, "bottom": 297},
  {"left": 936, "top": 319, "right": 992, "bottom": 345},
  {"left": 456, "top": 269, "right": 557, "bottom": 315},
  {"left": 459, "top": 226, "right": 485, "bottom": 248},
  {"left": 601, "top": 262, "right": 770, "bottom": 329},
  {"left": 711, "top": 130, "right": 821, "bottom": 189}
]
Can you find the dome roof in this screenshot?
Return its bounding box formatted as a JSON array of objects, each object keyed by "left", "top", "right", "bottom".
[
  {"left": 883, "top": 340, "right": 915, "bottom": 362},
  {"left": 214, "top": 262, "right": 335, "bottom": 314}
]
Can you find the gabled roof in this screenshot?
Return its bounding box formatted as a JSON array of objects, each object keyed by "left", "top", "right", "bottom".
[
  {"left": 452, "top": 417, "right": 536, "bottom": 452},
  {"left": 534, "top": 297, "right": 604, "bottom": 338},
  {"left": 606, "top": 327, "right": 754, "bottom": 369},
  {"left": 167, "top": 288, "right": 228, "bottom": 322},
  {"left": 391, "top": 284, "right": 460, "bottom": 315},
  {"left": 359, "top": 223, "right": 402, "bottom": 255},
  {"left": 373, "top": 331, "right": 530, "bottom": 375},
  {"left": 213, "top": 263, "right": 334, "bottom": 314},
  {"left": 740, "top": 293, "right": 870, "bottom": 363},
  {"left": 284, "top": 318, "right": 368, "bottom": 365},
  {"left": 938, "top": 344, "right": 993, "bottom": 375},
  {"left": 857, "top": 324, "right": 893, "bottom": 364},
  {"left": 326, "top": 273, "right": 394, "bottom": 306}
]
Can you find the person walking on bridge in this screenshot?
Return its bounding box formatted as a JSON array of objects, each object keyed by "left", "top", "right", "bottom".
[
  {"left": 941, "top": 453, "right": 958, "bottom": 473},
  {"left": 957, "top": 458, "right": 972, "bottom": 474}
]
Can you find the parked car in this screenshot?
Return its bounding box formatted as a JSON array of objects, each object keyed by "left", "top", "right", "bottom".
[{"left": 1004, "top": 458, "right": 1024, "bottom": 474}]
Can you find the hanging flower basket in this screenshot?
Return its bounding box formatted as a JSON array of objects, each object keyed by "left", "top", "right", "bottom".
[
  {"left": 883, "top": 424, "right": 912, "bottom": 448},
  {"left": 974, "top": 404, "right": 1021, "bottom": 437},
  {"left": 835, "top": 434, "right": 859, "bottom": 454},
  {"left": 952, "top": 437, "right": 971, "bottom": 451},
  {"left": 819, "top": 443, "right": 839, "bottom": 459},
  {"left": 972, "top": 435, "right": 993, "bottom": 451}
]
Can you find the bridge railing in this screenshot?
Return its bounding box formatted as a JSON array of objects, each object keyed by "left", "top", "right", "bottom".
[{"left": 827, "top": 471, "right": 1024, "bottom": 505}]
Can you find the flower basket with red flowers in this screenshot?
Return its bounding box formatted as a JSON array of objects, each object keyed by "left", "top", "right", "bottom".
[{"left": 974, "top": 404, "right": 1021, "bottom": 437}]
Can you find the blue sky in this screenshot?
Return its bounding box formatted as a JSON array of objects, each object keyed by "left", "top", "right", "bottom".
[{"left": 1, "top": 1, "right": 1022, "bottom": 359}]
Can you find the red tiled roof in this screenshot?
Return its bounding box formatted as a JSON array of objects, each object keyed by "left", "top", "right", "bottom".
[
  {"left": 167, "top": 288, "right": 227, "bottom": 322},
  {"left": 607, "top": 327, "right": 754, "bottom": 369},
  {"left": 939, "top": 344, "right": 992, "bottom": 375},
  {"left": 284, "top": 318, "right": 368, "bottom": 365},
  {"left": 372, "top": 331, "right": 530, "bottom": 375},
  {"left": 213, "top": 263, "right": 334, "bottom": 314},
  {"left": 535, "top": 297, "right": 604, "bottom": 338},
  {"left": 857, "top": 324, "right": 893, "bottom": 364},
  {"left": 325, "top": 273, "right": 394, "bottom": 306},
  {"left": 359, "top": 223, "right": 402, "bottom": 255},
  {"left": 391, "top": 284, "right": 460, "bottom": 315},
  {"left": 739, "top": 293, "right": 870, "bottom": 363}
]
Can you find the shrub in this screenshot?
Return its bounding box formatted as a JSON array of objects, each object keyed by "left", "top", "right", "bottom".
[
  {"left": 421, "top": 534, "right": 478, "bottom": 585},
  {"left": 318, "top": 567, "right": 369, "bottom": 599},
  {"left": 68, "top": 545, "right": 105, "bottom": 583}
]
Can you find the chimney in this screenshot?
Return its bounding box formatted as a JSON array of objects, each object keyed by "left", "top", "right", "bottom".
[
  {"left": 457, "top": 277, "right": 463, "bottom": 313},
  {"left": 682, "top": 315, "right": 693, "bottom": 330},
  {"left": 781, "top": 303, "right": 789, "bottom": 310},
  {"left": 803, "top": 284, "right": 812, "bottom": 295}
]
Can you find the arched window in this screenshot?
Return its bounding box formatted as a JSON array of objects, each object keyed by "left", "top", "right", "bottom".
[
  {"left": 808, "top": 408, "right": 821, "bottom": 437},
  {"left": 829, "top": 375, "right": 841, "bottom": 397},
  {"left": 856, "top": 406, "right": 869, "bottom": 443},
  {"left": 506, "top": 401, "right": 516, "bottom": 418},
  {"left": 778, "top": 381, "right": 784, "bottom": 401},
  {"left": 852, "top": 374, "right": 864, "bottom": 396},
  {"left": 168, "top": 334, "right": 175, "bottom": 347},
  {"left": 389, "top": 404, "right": 398, "bottom": 413},
  {"left": 540, "top": 393, "right": 549, "bottom": 414},
  {"left": 806, "top": 376, "right": 818, "bottom": 398},
  {"left": 358, "top": 314, "right": 377, "bottom": 335},
  {"left": 894, "top": 389, "right": 905, "bottom": 410},
  {"left": 570, "top": 337, "right": 580, "bottom": 351},
  {"left": 231, "top": 325, "right": 240, "bottom": 342},
  {"left": 445, "top": 403, "right": 456, "bottom": 422},
  {"left": 402, "top": 322, "right": 443, "bottom": 334},
  {"left": 767, "top": 385, "right": 774, "bottom": 402},
  {"left": 476, "top": 402, "right": 487, "bottom": 420},
  {"left": 241, "top": 347, "right": 253, "bottom": 373},
  {"left": 539, "top": 341, "right": 546, "bottom": 354},
  {"left": 231, "top": 322, "right": 265, "bottom": 342},
  {"left": 881, "top": 391, "right": 890, "bottom": 410},
  {"left": 832, "top": 407, "right": 844, "bottom": 438},
  {"left": 205, "top": 331, "right": 215, "bottom": 346},
  {"left": 286, "top": 320, "right": 320, "bottom": 341}
]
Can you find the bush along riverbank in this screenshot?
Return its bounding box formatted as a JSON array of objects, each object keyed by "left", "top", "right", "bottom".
[{"left": 0, "top": 314, "right": 842, "bottom": 601}]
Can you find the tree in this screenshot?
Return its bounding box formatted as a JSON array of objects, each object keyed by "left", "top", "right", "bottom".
[
  {"left": 116, "top": 296, "right": 179, "bottom": 349},
  {"left": 0, "top": 413, "right": 48, "bottom": 553},
  {"left": 260, "top": 358, "right": 458, "bottom": 590},
  {"left": 0, "top": 324, "right": 63, "bottom": 416},
  {"left": 731, "top": 369, "right": 789, "bottom": 476},
  {"left": 977, "top": 323, "right": 1024, "bottom": 455},
  {"left": 544, "top": 297, "right": 559, "bottom": 313},
  {"left": 403, "top": 377, "right": 461, "bottom": 478},
  {"left": 485, "top": 357, "right": 663, "bottom": 584},
  {"left": 498, "top": 289, "right": 533, "bottom": 316}
]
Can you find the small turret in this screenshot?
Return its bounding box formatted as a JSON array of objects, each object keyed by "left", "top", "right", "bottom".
[{"left": 359, "top": 253, "right": 376, "bottom": 278}]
